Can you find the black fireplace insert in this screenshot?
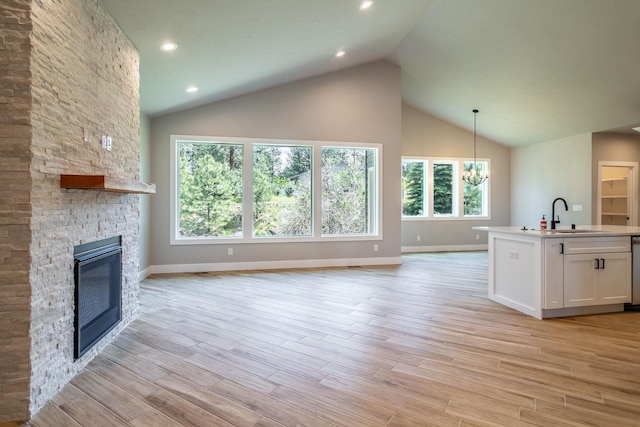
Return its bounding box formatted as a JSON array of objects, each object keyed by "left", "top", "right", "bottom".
[{"left": 74, "top": 236, "right": 122, "bottom": 359}]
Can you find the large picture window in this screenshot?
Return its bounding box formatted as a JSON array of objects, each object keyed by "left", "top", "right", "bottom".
[
  {"left": 401, "top": 157, "right": 489, "bottom": 220},
  {"left": 321, "top": 147, "right": 378, "bottom": 236},
  {"left": 253, "top": 144, "right": 312, "bottom": 237},
  {"left": 177, "top": 141, "right": 243, "bottom": 237},
  {"left": 171, "top": 136, "right": 381, "bottom": 244}
]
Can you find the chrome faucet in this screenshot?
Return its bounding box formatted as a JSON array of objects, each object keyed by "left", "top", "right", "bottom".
[{"left": 551, "top": 197, "right": 568, "bottom": 230}]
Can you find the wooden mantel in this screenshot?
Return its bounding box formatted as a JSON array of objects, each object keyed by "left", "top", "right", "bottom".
[{"left": 60, "top": 175, "right": 156, "bottom": 194}]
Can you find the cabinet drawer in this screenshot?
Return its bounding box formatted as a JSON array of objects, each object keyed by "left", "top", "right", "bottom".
[{"left": 563, "top": 236, "right": 630, "bottom": 254}]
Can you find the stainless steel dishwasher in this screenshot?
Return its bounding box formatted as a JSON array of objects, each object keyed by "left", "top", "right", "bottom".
[{"left": 629, "top": 236, "right": 640, "bottom": 309}]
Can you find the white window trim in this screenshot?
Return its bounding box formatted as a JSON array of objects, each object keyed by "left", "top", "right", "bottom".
[
  {"left": 401, "top": 156, "right": 491, "bottom": 221},
  {"left": 401, "top": 158, "right": 428, "bottom": 218},
  {"left": 431, "top": 159, "right": 458, "bottom": 218},
  {"left": 170, "top": 135, "right": 383, "bottom": 245}
]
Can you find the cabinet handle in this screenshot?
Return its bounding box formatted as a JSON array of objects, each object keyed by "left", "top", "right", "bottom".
[
  {"left": 601, "top": 258, "right": 605, "bottom": 269},
  {"left": 560, "top": 243, "right": 564, "bottom": 254},
  {"left": 595, "top": 259, "right": 600, "bottom": 269}
]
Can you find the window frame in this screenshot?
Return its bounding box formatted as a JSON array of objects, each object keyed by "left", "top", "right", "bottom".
[
  {"left": 401, "top": 156, "right": 491, "bottom": 221},
  {"left": 252, "top": 143, "right": 314, "bottom": 239},
  {"left": 401, "top": 158, "right": 428, "bottom": 218},
  {"left": 462, "top": 160, "right": 490, "bottom": 218},
  {"left": 431, "top": 159, "right": 458, "bottom": 218},
  {"left": 170, "top": 135, "right": 383, "bottom": 245}
]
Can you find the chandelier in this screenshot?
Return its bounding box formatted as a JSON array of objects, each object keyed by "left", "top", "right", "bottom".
[{"left": 462, "top": 109, "right": 488, "bottom": 186}]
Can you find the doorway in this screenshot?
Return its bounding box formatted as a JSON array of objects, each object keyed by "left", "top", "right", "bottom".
[{"left": 597, "top": 162, "right": 638, "bottom": 226}]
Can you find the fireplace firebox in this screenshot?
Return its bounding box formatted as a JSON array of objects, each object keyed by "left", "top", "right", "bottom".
[{"left": 74, "top": 236, "right": 122, "bottom": 359}]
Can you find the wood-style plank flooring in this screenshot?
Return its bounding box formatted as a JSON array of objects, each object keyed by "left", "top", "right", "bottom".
[{"left": 27, "top": 252, "right": 640, "bottom": 426}]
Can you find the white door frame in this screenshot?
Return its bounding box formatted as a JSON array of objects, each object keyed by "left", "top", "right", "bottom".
[{"left": 597, "top": 161, "right": 638, "bottom": 226}]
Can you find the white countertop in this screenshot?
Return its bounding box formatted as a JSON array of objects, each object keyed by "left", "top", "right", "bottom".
[{"left": 473, "top": 225, "right": 640, "bottom": 238}]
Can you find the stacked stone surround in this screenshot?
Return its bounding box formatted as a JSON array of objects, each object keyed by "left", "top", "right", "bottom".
[{"left": 1, "top": 0, "right": 142, "bottom": 422}]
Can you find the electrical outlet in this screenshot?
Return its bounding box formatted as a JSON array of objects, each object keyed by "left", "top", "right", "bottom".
[
  {"left": 227, "top": 248, "right": 233, "bottom": 256},
  {"left": 476, "top": 234, "right": 480, "bottom": 240},
  {"left": 373, "top": 244, "right": 378, "bottom": 252},
  {"left": 572, "top": 205, "right": 583, "bottom": 212},
  {"left": 417, "top": 235, "right": 421, "bottom": 241},
  {"left": 510, "top": 250, "right": 519, "bottom": 259}
]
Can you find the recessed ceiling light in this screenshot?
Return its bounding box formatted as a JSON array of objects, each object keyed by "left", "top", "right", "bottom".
[
  {"left": 335, "top": 50, "right": 346, "bottom": 58},
  {"left": 160, "top": 42, "right": 178, "bottom": 52},
  {"left": 186, "top": 86, "right": 199, "bottom": 93},
  {"left": 359, "top": 1, "right": 373, "bottom": 10}
]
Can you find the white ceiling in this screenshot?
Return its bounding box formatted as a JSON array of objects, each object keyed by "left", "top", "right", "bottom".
[{"left": 101, "top": 0, "right": 640, "bottom": 146}]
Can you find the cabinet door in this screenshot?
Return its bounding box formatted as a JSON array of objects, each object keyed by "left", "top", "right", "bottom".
[
  {"left": 564, "top": 255, "right": 598, "bottom": 307},
  {"left": 543, "top": 239, "right": 564, "bottom": 309},
  {"left": 598, "top": 252, "right": 631, "bottom": 304}
]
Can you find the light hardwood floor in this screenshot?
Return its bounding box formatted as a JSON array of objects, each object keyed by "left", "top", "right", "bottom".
[{"left": 27, "top": 252, "right": 640, "bottom": 426}]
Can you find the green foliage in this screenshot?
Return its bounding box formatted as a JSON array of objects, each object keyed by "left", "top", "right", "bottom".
[
  {"left": 462, "top": 161, "right": 486, "bottom": 216},
  {"left": 178, "top": 143, "right": 243, "bottom": 237},
  {"left": 253, "top": 146, "right": 312, "bottom": 236},
  {"left": 321, "top": 148, "right": 370, "bottom": 235},
  {"left": 464, "top": 183, "right": 483, "bottom": 215},
  {"left": 433, "top": 164, "right": 453, "bottom": 214},
  {"left": 177, "top": 142, "right": 374, "bottom": 238},
  {"left": 281, "top": 147, "right": 311, "bottom": 178},
  {"left": 402, "top": 161, "right": 424, "bottom": 216}
]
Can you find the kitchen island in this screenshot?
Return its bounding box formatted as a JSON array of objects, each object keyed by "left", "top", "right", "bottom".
[{"left": 474, "top": 225, "right": 640, "bottom": 319}]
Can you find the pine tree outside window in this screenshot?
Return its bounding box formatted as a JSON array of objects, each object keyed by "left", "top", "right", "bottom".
[
  {"left": 170, "top": 136, "right": 381, "bottom": 244},
  {"left": 402, "top": 160, "right": 426, "bottom": 217},
  {"left": 401, "top": 157, "right": 490, "bottom": 220}
]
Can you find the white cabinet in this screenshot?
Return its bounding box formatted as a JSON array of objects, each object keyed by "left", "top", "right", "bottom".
[
  {"left": 486, "top": 229, "right": 635, "bottom": 319},
  {"left": 562, "top": 237, "right": 631, "bottom": 307},
  {"left": 543, "top": 239, "right": 564, "bottom": 309},
  {"left": 563, "top": 253, "right": 631, "bottom": 307}
]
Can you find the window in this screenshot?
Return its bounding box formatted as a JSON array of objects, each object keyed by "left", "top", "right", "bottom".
[
  {"left": 463, "top": 161, "right": 489, "bottom": 217},
  {"left": 171, "top": 136, "right": 381, "bottom": 244},
  {"left": 177, "top": 141, "right": 243, "bottom": 238},
  {"left": 433, "top": 161, "right": 457, "bottom": 216},
  {"left": 401, "top": 157, "right": 489, "bottom": 219},
  {"left": 321, "top": 147, "right": 378, "bottom": 236},
  {"left": 402, "top": 160, "right": 426, "bottom": 217},
  {"left": 253, "top": 144, "right": 312, "bottom": 237}
]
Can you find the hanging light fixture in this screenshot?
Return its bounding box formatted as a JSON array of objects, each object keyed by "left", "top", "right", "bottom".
[{"left": 462, "top": 109, "right": 488, "bottom": 186}]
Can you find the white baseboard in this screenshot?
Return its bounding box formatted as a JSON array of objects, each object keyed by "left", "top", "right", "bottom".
[
  {"left": 401, "top": 244, "right": 488, "bottom": 253},
  {"left": 139, "top": 266, "right": 152, "bottom": 281},
  {"left": 145, "top": 256, "right": 402, "bottom": 276}
]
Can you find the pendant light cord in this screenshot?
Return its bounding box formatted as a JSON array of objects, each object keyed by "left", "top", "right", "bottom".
[{"left": 473, "top": 109, "right": 478, "bottom": 168}]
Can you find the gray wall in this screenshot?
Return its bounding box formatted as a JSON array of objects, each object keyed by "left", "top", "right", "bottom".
[
  {"left": 400, "top": 105, "right": 511, "bottom": 250},
  {"left": 511, "top": 133, "right": 592, "bottom": 227},
  {"left": 592, "top": 132, "right": 640, "bottom": 224},
  {"left": 149, "top": 61, "right": 402, "bottom": 270},
  {"left": 139, "top": 113, "right": 151, "bottom": 272}
]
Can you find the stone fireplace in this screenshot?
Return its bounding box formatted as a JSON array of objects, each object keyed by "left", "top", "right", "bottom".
[{"left": 0, "top": 0, "right": 143, "bottom": 422}]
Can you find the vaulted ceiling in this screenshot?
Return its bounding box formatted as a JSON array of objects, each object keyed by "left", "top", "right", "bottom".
[{"left": 101, "top": 0, "right": 640, "bottom": 146}]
